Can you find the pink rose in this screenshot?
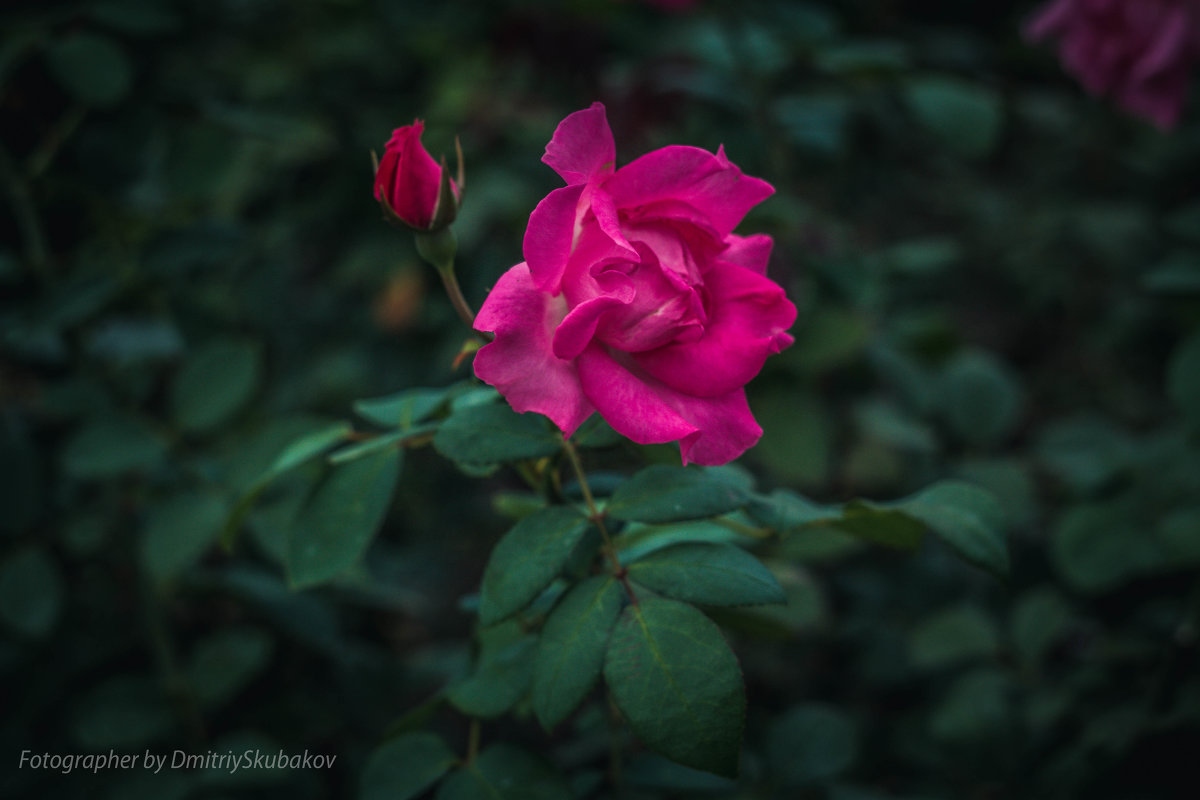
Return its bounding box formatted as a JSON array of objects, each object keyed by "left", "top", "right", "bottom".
[
  {"left": 472, "top": 103, "right": 796, "bottom": 465},
  {"left": 1025, "top": 0, "right": 1200, "bottom": 128},
  {"left": 374, "top": 120, "right": 460, "bottom": 230}
]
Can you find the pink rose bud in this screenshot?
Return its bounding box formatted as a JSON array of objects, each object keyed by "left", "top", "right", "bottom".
[
  {"left": 374, "top": 120, "right": 461, "bottom": 230},
  {"left": 1025, "top": 0, "right": 1200, "bottom": 129},
  {"left": 472, "top": 103, "right": 796, "bottom": 466}
]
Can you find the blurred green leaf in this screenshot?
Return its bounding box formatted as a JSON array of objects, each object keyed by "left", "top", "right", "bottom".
[
  {"left": 170, "top": 338, "right": 262, "bottom": 434},
  {"left": 0, "top": 546, "right": 64, "bottom": 637},
  {"left": 767, "top": 704, "right": 857, "bottom": 785},
  {"left": 1167, "top": 331, "right": 1200, "bottom": 430},
  {"left": 604, "top": 597, "right": 744, "bottom": 778},
  {"left": 187, "top": 628, "right": 273, "bottom": 708},
  {"left": 532, "top": 575, "right": 622, "bottom": 730},
  {"left": 903, "top": 76, "right": 1002, "bottom": 158},
  {"left": 62, "top": 415, "right": 166, "bottom": 479},
  {"left": 928, "top": 668, "right": 1012, "bottom": 740},
  {"left": 72, "top": 676, "right": 173, "bottom": 749},
  {"left": 608, "top": 465, "right": 748, "bottom": 524},
  {"left": 898, "top": 480, "right": 1009, "bottom": 577},
  {"left": 288, "top": 449, "right": 401, "bottom": 589},
  {"left": 940, "top": 350, "right": 1023, "bottom": 447},
  {"left": 141, "top": 491, "right": 228, "bottom": 582},
  {"left": 435, "top": 744, "right": 570, "bottom": 800},
  {"left": 1010, "top": 588, "right": 1073, "bottom": 668},
  {"left": 909, "top": 605, "right": 1000, "bottom": 669},
  {"left": 447, "top": 635, "right": 537, "bottom": 719},
  {"left": 479, "top": 506, "right": 590, "bottom": 626},
  {"left": 753, "top": 389, "right": 833, "bottom": 486},
  {"left": 1036, "top": 416, "right": 1136, "bottom": 494},
  {"left": 45, "top": 32, "right": 132, "bottom": 106},
  {"left": 0, "top": 417, "right": 40, "bottom": 535},
  {"left": 627, "top": 542, "right": 785, "bottom": 607},
  {"left": 360, "top": 732, "right": 457, "bottom": 800}
]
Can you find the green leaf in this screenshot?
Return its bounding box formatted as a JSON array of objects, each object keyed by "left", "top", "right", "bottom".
[
  {"left": 571, "top": 415, "right": 623, "bottom": 449},
  {"left": 141, "top": 491, "right": 228, "bottom": 582},
  {"left": 1168, "top": 331, "right": 1200, "bottom": 430},
  {"left": 287, "top": 449, "right": 401, "bottom": 589},
  {"left": 72, "top": 676, "right": 173, "bottom": 749},
  {"left": 433, "top": 403, "right": 562, "bottom": 466},
  {"left": 752, "top": 389, "right": 832, "bottom": 486},
  {"left": 436, "top": 744, "right": 571, "bottom": 800},
  {"left": 928, "top": 668, "right": 1012, "bottom": 740},
  {"left": 746, "top": 490, "right": 838, "bottom": 533},
  {"left": 832, "top": 503, "right": 927, "bottom": 550},
  {"left": 479, "top": 506, "right": 591, "bottom": 626},
  {"left": 532, "top": 576, "right": 623, "bottom": 730},
  {"left": 329, "top": 426, "right": 430, "bottom": 465},
  {"left": 0, "top": 417, "right": 40, "bottom": 535},
  {"left": 940, "top": 350, "right": 1023, "bottom": 447},
  {"left": 1010, "top": 588, "right": 1073, "bottom": 667},
  {"left": 354, "top": 387, "right": 451, "bottom": 429},
  {"left": 447, "top": 635, "right": 537, "bottom": 718},
  {"left": 359, "top": 732, "right": 457, "bottom": 800},
  {"left": 62, "top": 415, "right": 166, "bottom": 479},
  {"left": 627, "top": 543, "right": 785, "bottom": 607},
  {"left": 608, "top": 466, "right": 748, "bottom": 524},
  {"left": 0, "top": 546, "right": 64, "bottom": 637},
  {"left": 898, "top": 481, "right": 1009, "bottom": 577},
  {"left": 170, "top": 337, "right": 262, "bottom": 433},
  {"left": 903, "top": 76, "right": 1002, "bottom": 159},
  {"left": 187, "top": 628, "right": 273, "bottom": 708},
  {"left": 45, "top": 32, "right": 132, "bottom": 106},
  {"left": 908, "top": 605, "right": 1000, "bottom": 669},
  {"left": 615, "top": 519, "right": 746, "bottom": 565},
  {"left": 767, "top": 704, "right": 857, "bottom": 785},
  {"left": 603, "top": 597, "right": 745, "bottom": 777}
]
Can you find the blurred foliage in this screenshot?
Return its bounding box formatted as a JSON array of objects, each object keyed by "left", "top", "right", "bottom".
[{"left": 2, "top": 0, "right": 1199, "bottom": 798}]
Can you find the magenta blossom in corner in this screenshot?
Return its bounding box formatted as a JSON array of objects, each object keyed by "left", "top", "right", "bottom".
[
  {"left": 374, "top": 120, "right": 459, "bottom": 230},
  {"left": 1025, "top": 0, "right": 1200, "bottom": 129},
  {"left": 472, "top": 103, "right": 796, "bottom": 465}
]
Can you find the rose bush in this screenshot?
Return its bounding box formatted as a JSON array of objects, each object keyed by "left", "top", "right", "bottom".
[
  {"left": 374, "top": 120, "right": 460, "bottom": 229},
  {"left": 1025, "top": 0, "right": 1200, "bottom": 128},
  {"left": 472, "top": 103, "right": 796, "bottom": 465}
]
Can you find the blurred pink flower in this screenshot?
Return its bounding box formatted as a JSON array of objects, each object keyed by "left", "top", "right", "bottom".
[
  {"left": 1025, "top": 0, "right": 1200, "bottom": 128},
  {"left": 473, "top": 103, "right": 795, "bottom": 465}
]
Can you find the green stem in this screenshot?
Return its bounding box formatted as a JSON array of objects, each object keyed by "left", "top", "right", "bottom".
[
  {"left": 0, "top": 137, "right": 48, "bottom": 273},
  {"left": 437, "top": 263, "right": 487, "bottom": 340},
  {"left": 465, "top": 718, "right": 481, "bottom": 765},
  {"left": 562, "top": 438, "right": 637, "bottom": 603}
]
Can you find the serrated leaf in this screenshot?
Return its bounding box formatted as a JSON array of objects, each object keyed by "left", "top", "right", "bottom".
[
  {"left": 532, "top": 576, "right": 623, "bottom": 730},
  {"left": 479, "top": 506, "right": 591, "bottom": 626},
  {"left": 615, "top": 520, "right": 745, "bottom": 565},
  {"left": 287, "top": 449, "right": 401, "bottom": 589},
  {"left": 604, "top": 597, "right": 745, "bottom": 777},
  {"left": 354, "top": 387, "right": 451, "bottom": 429},
  {"left": 608, "top": 466, "right": 748, "bottom": 524},
  {"left": 359, "top": 732, "right": 457, "bottom": 800},
  {"left": 433, "top": 403, "right": 562, "bottom": 466},
  {"left": 170, "top": 337, "right": 262, "bottom": 433},
  {"left": 627, "top": 543, "right": 785, "bottom": 607}
]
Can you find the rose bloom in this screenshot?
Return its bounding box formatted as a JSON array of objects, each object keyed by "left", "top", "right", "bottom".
[
  {"left": 374, "top": 120, "right": 459, "bottom": 229},
  {"left": 1025, "top": 0, "right": 1200, "bottom": 128},
  {"left": 473, "top": 103, "right": 796, "bottom": 465}
]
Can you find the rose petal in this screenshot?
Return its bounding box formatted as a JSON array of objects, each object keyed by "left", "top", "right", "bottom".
[
  {"left": 374, "top": 121, "right": 443, "bottom": 229},
  {"left": 671, "top": 388, "right": 763, "bottom": 466},
  {"left": 605, "top": 145, "right": 774, "bottom": 237},
  {"left": 543, "top": 102, "right": 616, "bottom": 186},
  {"left": 719, "top": 233, "right": 774, "bottom": 275},
  {"left": 634, "top": 262, "right": 796, "bottom": 397},
  {"left": 553, "top": 294, "right": 630, "bottom": 361},
  {"left": 523, "top": 184, "right": 586, "bottom": 294},
  {"left": 473, "top": 263, "right": 594, "bottom": 436},
  {"left": 1024, "top": 0, "right": 1077, "bottom": 41},
  {"left": 576, "top": 346, "right": 697, "bottom": 446},
  {"left": 1131, "top": 5, "right": 1190, "bottom": 80}
]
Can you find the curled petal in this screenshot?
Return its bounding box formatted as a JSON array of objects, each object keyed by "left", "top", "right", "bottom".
[
  {"left": 719, "top": 234, "right": 774, "bottom": 275},
  {"left": 634, "top": 263, "right": 796, "bottom": 397},
  {"left": 523, "top": 184, "right": 586, "bottom": 294},
  {"left": 473, "top": 263, "right": 594, "bottom": 436},
  {"left": 576, "top": 346, "right": 697, "bottom": 446},
  {"left": 543, "top": 102, "right": 616, "bottom": 185},
  {"left": 605, "top": 145, "right": 774, "bottom": 238}
]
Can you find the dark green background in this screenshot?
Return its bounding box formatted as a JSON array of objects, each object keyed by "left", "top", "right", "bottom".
[{"left": 2, "top": 0, "right": 1199, "bottom": 797}]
